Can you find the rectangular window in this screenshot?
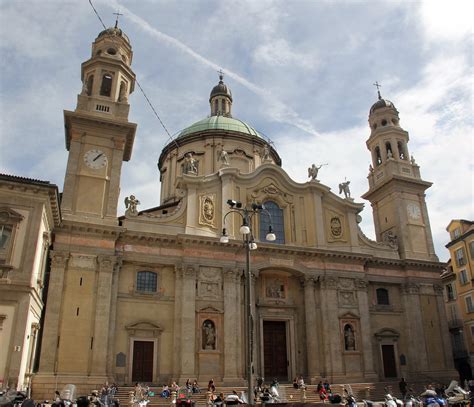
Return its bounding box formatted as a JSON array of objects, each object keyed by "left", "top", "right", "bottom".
[
  {"left": 466, "top": 296, "right": 474, "bottom": 313},
  {"left": 459, "top": 269, "right": 469, "bottom": 285},
  {"left": 446, "top": 284, "right": 455, "bottom": 301},
  {"left": 136, "top": 271, "right": 157, "bottom": 293},
  {"left": 453, "top": 228, "right": 461, "bottom": 239},
  {"left": 470, "top": 241, "right": 474, "bottom": 260},
  {"left": 471, "top": 326, "right": 474, "bottom": 343},
  {"left": 456, "top": 247, "right": 466, "bottom": 267}
]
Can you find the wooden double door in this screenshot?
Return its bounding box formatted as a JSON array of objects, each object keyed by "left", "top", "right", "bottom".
[
  {"left": 263, "top": 321, "right": 288, "bottom": 381},
  {"left": 132, "top": 341, "right": 154, "bottom": 382}
]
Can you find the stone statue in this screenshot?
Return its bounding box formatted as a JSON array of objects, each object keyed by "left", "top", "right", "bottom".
[
  {"left": 344, "top": 325, "right": 355, "bottom": 351},
  {"left": 339, "top": 180, "right": 351, "bottom": 199},
  {"left": 124, "top": 195, "right": 140, "bottom": 215},
  {"left": 118, "top": 81, "right": 128, "bottom": 103},
  {"left": 307, "top": 163, "right": 327, "bottom": 181},
  {"left": 383, "top": 230, "right": 398, "bottom": 248},
  {"left": 218, "top": 149, "right": 230, "bottom": 166},
  {"left": 80, "top": 80, "right": 89, "bottom": 96},
  {"left": 261, "top": 144, "right": 271, "bottom": 161},
  {"left": 369, "top": 164, "right": 374, "bottom": 173},
  {"left": 410, "top": 155, "right": 416, "bottom": 165},
  {"left": 183, "top": 153, "right": 198, "bottom": 175},
  {"left": 203, "top": 321, "right": 216, "bottom": 350},
  {"left": 387, "top": 149, "right": 393, "bottom": 159}
]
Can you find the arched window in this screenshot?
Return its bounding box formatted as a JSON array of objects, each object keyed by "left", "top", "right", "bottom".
[
  {"left": 214, "top": 99, "right": 218, "bottom": 114},
  {"left": 376, "top": 288, "right": 390, "bottom": 305},
  {"left": 221, "top": 99, "right": 226, "bottom": 114},
  {"left": 136, "top": 271, "right": 157, "bottom": 293},
  {"left": 344, "top": 324, "right": 356, "bottom": 351},
  {"left": 385, "top": 142, "right": 393, "bottom": 159},
  {"left": 86, "top": 75, "right": 94, "bottom": 96},
  {"left": 260, "top": 201, "right": 285, "bottom": 244},
  {"left": 375, "top": 146, "right": 382, "bottom": 166},
  {"left": 100, "top": 73, "right": 113, "bottom": 97},
  {"left": 202, "top": 319, "right": 216, "bottom": 350},
  {"left": 397, "top": 141, "right": 406, "bottom": 160}
]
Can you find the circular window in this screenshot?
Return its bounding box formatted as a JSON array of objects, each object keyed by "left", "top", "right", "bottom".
[
  {"left": 381, "top": 119, "right": 387, "bottom": 126},
  {"left": 107, "top": 48, "right": 117, "bottom": 55}
]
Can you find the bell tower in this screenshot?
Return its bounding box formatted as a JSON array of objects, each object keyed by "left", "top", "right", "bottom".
[
  {"left": 61, "top": 25, "right": 137, "bottom": 226},
  {"left": 362, "top": 88, "right": 438, "bottom": 261}
]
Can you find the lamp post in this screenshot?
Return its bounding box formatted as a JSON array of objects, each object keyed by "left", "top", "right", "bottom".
[{"left": 220, "top": 200, "right": 276, "bottom": 405}]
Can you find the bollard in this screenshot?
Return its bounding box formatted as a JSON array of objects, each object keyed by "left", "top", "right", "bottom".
[
  {"left": 170, "top": 390, "right": 177, "bottom": 407},
  {"left": 301, "top": 386, "right": 307, "bottom": 402}
]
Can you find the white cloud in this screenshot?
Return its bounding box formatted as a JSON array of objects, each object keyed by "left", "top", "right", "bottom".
[
  {"left": 419, "top": 0, "right": 473, "bottom": 42},
  {"left": 253, "top": 39, "right": 317, "bottom": 69}
]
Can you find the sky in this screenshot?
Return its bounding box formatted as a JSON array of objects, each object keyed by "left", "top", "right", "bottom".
[{"left": 0, "top": 0, "right": 472, "bottom": 261}]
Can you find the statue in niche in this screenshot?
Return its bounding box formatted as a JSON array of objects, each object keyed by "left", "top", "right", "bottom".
[
  {"left": 183, "top": 153, "right": 198, "bottom": 175},
  {"left": 344, "top": 324, "right": 356, "bottom": 351},
  {"left": 202, "top": 320, "right": 216, "bottom": 350},
  {"left": 218, "top": 149, "right": 230, "bottom": 166},
  {"left": 261, "top": 144, "right": 271, "bottom": 161}
]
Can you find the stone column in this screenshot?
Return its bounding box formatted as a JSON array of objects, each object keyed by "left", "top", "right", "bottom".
[
  {"left": 355, "top": 279, "right": 377, "bottom": 379},
  {"left": 91, "top": 255, "right": 116, "bottom": 375},
  {"left": 303, "top": 276, "right": 320, "bottom": 382},
  {"left": 223, "top": 268, "right": 242, "bottom": 383},
  {"left": 180, "top": 265, "right": 196, "bottom": 379},
  {"left": 433, "top": 284, "right": 456, "bottom": 370},
  {"left": 38, "top": 251, "right": 69, "bottom": 373},
  {"left": 319, "top": 276, "right": 340, "bottom": 379},
  {"left": 402, "top": 283, "right": 429, "bottom": 372}
]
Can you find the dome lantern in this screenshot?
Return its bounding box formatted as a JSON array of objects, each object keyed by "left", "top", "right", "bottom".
[{"left": 209, "top": 70, "right": 233, "bottom": 117}]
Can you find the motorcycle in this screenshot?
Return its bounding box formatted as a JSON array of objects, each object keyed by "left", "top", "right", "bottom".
[{"left": 420, "top": 388, "right": 447, "bottom": 407}]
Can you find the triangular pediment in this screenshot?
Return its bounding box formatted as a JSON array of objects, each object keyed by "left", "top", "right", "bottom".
[
  {"left": 339, "top": 311, "right": 360, "bottom": 320},
  {"left": 198, "top": 306, "right": 222, "bottom": 314},
  {"left": 125, "top": 321, "right": 163, "bottom": 332}
]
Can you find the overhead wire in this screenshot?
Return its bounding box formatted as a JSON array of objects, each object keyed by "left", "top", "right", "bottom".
[{"left": 88, "top": 0, "right": 179, "bottom": 149}]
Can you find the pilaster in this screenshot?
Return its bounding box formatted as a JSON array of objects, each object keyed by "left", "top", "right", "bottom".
[
  {"left": 433, "top": 284, "right": 456, "bottom": 371},
  {"left": 223, "top": 268, "right": 242, "bottom": 383},
  {"left": 303, "top": 276, "right": 320, "bottom": 382},
  {"left": 90, "top": 255, "right": 116, "bottom": 375},
  {"left": 401, "top": 283, "right": 429, "bottom": 372},
  {"left": 355, "top": 279, "right": 377, "bottom": 379},
  {"left": 180, "top": 265, "right": 196, "bottom": 379},
  {"left": 38, "top": 251, "right": 69, "bottom": 373}
]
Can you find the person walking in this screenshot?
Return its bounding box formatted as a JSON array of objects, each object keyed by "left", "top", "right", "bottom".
[{"left": 399, "top": 377, "right": 408, "bottom": 400}]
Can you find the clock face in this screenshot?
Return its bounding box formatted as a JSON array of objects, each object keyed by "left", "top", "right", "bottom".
[
  {"left": 83, "top": 149, "right": 108, "bottom": 169},
  {"left": 407, "top": 203, "right": 421, "bottom": 220}
]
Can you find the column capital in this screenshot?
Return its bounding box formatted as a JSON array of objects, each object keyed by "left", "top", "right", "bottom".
[
  {"left": 320, "top": 275, "right": 338, "bottom": 289},
  {"left": 433, "top": 284, "right": 444, "bottom": 295},
  {"left": 50, "top": 251, "right": 70, "bottom": 267},
  {"left": 223, "top": 268, "right": 241, "bottom": 283},
  {"left": 355, "top": 278, "right": 368, "bottom": 291},
  {"left": 403, "top": 283, "right": 420, "bottom": 294},
  {"left": 98, "top": 255, "right": 116, "bottom": 272}
]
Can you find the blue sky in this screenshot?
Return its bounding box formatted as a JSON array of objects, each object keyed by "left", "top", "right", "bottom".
[{"left": 0, "top": 0, "right": 472, "bottom": 261}]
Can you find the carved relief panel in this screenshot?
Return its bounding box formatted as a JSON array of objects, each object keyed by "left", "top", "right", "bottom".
[
  {"left": 262, "top": 271, "right": 289, "bottom": 304},
  {"left": 325, "top": 209, "right": 347, "bottom": 242},
  {"left": 198, "top": 266, "right": 222, "bottom": 300},
  {"left": 199, "top": 194, "right": 216, "bottom": 229}
]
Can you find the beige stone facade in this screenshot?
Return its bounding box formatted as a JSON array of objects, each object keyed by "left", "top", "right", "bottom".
[
  {"left": 0, "top": 174, "right": 60, "bottom": 390},
  {"left": 25, "top": 28, "right": 456, "bottom": 397},
  {"left": 442, "top": 220, "right": 474, "bottom": 381}
]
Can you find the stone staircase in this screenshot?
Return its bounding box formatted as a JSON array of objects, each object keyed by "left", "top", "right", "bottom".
[{"left": 112, "top": 382, "right": 422, "bottom": 406}]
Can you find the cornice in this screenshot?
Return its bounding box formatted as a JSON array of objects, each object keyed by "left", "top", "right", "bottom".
[{"left": 58, "top": 220, "right": 123, "bottom": 238}]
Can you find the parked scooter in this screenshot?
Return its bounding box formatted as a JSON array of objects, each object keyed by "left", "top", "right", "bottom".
[{"left": 420, "top": 387, "right": 447, "bottom": 407}]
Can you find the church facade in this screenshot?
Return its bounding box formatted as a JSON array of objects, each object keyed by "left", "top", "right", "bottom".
[{"left": 30, "top": 27, "right": 456, "bottom": 395}]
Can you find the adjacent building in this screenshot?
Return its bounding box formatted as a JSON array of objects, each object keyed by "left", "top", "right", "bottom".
[
  {"left": 442, "top": 220, "right": 474, "bottom": 382},
  {"left": 0, "top": 174, "right": 61, "bottom": 390},
  {"left": 0, "top": 26, "right": 455, "bottom": 396}
]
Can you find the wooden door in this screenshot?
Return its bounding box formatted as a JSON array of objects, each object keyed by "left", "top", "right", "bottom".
[
  {"left": 132, "top": 341, "right": 154, "bottom": 382},
  {"left": 381, "top": 344, "right": 397, "bottom": 378},
  {"left": 263, "top": 321, "right": 288, "bottom": 381}
]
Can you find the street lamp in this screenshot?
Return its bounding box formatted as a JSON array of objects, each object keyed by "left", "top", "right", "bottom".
[{"left": 220, "top": 200, "right": 276, "bottom": 405}]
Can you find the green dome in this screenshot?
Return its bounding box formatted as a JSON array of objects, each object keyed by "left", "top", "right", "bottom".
[{"left": 178, "top": 116, "right": 262, "bottom": 138}]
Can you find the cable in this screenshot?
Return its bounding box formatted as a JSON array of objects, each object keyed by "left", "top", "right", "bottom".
[{"left": 88, "top": 0, "right": 179, "bottom": 149}]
